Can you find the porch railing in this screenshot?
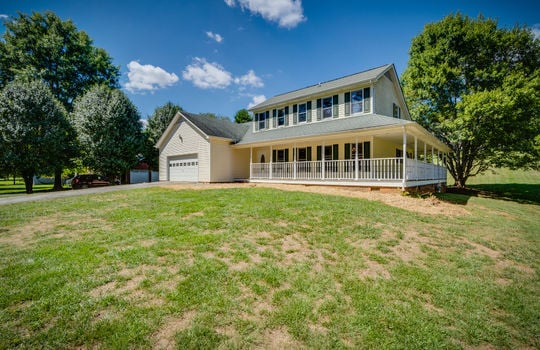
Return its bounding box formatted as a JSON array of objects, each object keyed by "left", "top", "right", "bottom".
[{"left": 251, "top": 158, "right": 446, "bottom": 182}]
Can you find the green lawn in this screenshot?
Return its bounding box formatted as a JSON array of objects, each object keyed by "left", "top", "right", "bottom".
[
  {"left": 0, "top": 178, "right": 69, "bottom": 196},
  {"left": 0, "top": 179, "right": 538, "bottom": 348}
]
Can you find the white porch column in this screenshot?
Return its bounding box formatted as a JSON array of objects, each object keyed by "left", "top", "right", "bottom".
[
  {"left": 414, "top": 136, "right": 418, "bottom": 161},
  {"left": 424, "top": 143, "right": 427, "bottom": 163},
  {"left": 321, "top": 141, "right": 325, "bottom": 179},
  {"left": 249, "top": 146, "right": 253, "bottom": 179},
  {"left": 402, "top": 127, "right": 407, "bottom": 190},
  {"left": 355, "top": 137, "right": 359, "bottom": 180},
  {"left": 431, "top": 146, "right": 435, "bottom": 179},
  {"left": 293, "top": 142, "right": 297, "bottom": 180},
  {"left": 269, "top": 145, "right": 273, "bottom": 180}
]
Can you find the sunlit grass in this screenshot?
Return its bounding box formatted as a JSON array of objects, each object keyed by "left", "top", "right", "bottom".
[{"left": 0, "top": 184, "right": 538, "bottom": 349}]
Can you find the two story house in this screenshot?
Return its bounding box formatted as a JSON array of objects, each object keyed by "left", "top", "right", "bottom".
[{"left": 156, "top": 64, "right": 449, "bottom": 190}]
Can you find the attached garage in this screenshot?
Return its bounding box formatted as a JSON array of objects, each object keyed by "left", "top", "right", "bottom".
[
  {"left": 168, "top": 155, "right": 198, "bottom": 182},
  {"left": 156, "top": 112, "right": 249, "bottom": 183}
]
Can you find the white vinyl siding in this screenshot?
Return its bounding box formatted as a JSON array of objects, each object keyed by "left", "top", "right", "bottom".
[{"left": 158, "top": 117, "right": 210, "bottom": 182}]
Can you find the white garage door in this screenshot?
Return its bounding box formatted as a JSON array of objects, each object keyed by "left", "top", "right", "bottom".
[{"left": 168, "top": 155, "right": 198, "bottom": 182}]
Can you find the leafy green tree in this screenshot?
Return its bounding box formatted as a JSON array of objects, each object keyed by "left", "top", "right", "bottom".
[
  {"left": 402, "top": 14, "right": 540, "bottom": 188},
  {"left": 0, "top": 79, "right": 71, "bottom": 193},
  {"left": 146, "top": 102, "right": 183, "bottom": 145},
  {"left": 72, "top": 85, "right": 143, "bottom": 183},
  {"left": 234, "top": 108, "right": 252, "bottom": 123},
  {"left": 0, "top": 11, "right": 119, "bottom": 189},
  {"left": 143, "top": 102, "right": 183, "bottom": 170}
]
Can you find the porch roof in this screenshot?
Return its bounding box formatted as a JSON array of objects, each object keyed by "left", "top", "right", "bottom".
[
  {"left": 237, "top": 114, "right": 410, "bottom": 144},
  {"left": 235, "top": 114, "right": 450, "bottom": 152}
]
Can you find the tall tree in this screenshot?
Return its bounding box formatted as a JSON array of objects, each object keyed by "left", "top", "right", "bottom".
[
  {"left": 402, "top": 14, "right": 540, "bottom": 187},
  {"left": 234, "top": 108, "right": 252, "bottom": 123},
  {"left": 146, "top": 102, "right": 183, "bottom": 145},
  {"left": 0, "top": 11, "right": 119, "bottom": 189},
  {"left": 0, "top": 79, "right": 70, "bottom": 193},
  {"left": 72, "top": 85, "right": 143, "bottom": 183},
  {"left": 143, "top": 102, "right": 183, "bottom": 170}
]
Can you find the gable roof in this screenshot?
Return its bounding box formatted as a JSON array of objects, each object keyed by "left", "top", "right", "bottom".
[
  {"left": 182, "top": 112, "right": 249, "bottom": 141},
  {"left": 249, "top": 64, "right": 393, "bottom": 111},
  {"left": 155, "top": 111, "right": 249, "bottom": 148},
  {"left": 237, "top": 114, "right": 413, "bottom": 145}
]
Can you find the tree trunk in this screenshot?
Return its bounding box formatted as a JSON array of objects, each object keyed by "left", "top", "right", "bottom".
[
  {"left": 13, "top": 174, "right": 16, "bottom": 185},
  {"left": 53, "top": 167, "right": 63, "bottom": 191},
  {"left": 22, "top": 173, "right": 33, "bottom": 194}
]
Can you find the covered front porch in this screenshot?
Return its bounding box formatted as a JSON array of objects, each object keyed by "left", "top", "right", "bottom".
[{"left": 240, "top": 125, "right": 449, "bottom": 190}]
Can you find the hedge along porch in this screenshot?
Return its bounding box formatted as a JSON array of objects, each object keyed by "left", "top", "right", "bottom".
[{"left": 234, "top": 119, "right": 449, "bottom": 190}]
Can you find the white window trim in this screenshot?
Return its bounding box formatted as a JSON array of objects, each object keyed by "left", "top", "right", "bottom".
[{"left": 298, "top": 103, "right": 307, "bottom": 124}]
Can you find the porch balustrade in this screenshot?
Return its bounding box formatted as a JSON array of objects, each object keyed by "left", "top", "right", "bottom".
[{"left": 251, "top": 157, "right": 446, "bottom": 182}]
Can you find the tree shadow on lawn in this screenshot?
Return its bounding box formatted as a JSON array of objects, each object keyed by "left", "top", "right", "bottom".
[{"left": 436, "top": 183, "right": 540, "bottom": 206}]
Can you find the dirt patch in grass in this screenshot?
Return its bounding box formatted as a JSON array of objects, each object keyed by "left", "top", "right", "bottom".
[
  {"left": 162, "top": 183, "right": 469, "bottom": 216},
  {"left": 153, "top": 310, "right": 197, "bottom": 350},
  {"left": 260, "top": 327, "right": 302, "bottom": 349}
]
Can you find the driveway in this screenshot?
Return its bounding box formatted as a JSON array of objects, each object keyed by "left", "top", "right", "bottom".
[{"left": 0, "top": 182, "right": 168, "bottom": 206}]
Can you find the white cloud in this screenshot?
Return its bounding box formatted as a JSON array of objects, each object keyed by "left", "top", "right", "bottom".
[
  {"left": 183, "top": 58, "right": 264, "bottom": 90},
  {"left": 125, "top": 61, "right": 179, "bottom": 94},
  {"left": 532, "top": 24, "right": 540, "bottom": 40},
  {"left": 206, "top": 31, "right": 224, "bottom": 43},
  {"left": 140, "top": 118, "right": 148, "bottom": 129},
  {"left": 234, "top": 70, "right": 264, "bottom": 88},
  {"left": 0, "top": 14, "right": 8, "bottom": 19},
  {"left": 248, "top": 94, "right": 266, "bottom": 109},
  {"left": 182, "top": 58, "right": 233, "bottom": 89},
  {"left": 225, "top": 0, "right": 305, "bottom": 29}
]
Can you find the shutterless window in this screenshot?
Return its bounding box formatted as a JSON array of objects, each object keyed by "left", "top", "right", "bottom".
[
  {"left": 322, "top": 97, "right": 333, "bottom": 118},
  {"left": 393, "top": 103, "right": 401, "bottom": 119},
  {"left": 298, "top": 103, "right": 307, "bottom": 123},
  {"left": 277, "top": 108, "right": 285, "bottom": 126}
]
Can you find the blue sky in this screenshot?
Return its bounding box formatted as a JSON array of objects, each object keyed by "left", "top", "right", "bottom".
[{"left": 1, "top": 0, "right": 539, "bottom": 121}]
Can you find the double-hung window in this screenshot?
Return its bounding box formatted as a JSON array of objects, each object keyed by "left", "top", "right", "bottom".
[
  {"left": 351, "top": 90, "right": 363, "bottom": 114},
  {"left": 258, "top": 112, "right": 266, "bottom": 130},
  {"left": 298, "top": 103, "right": 307, "bottom": 123},
  {"left": 322, "top": 97, "right": 333, "bottom": 118},
  {"left": 277, "top": 108, "right": 285, "bottom": 126},
  {"left": 350, "top": 87, "right": 371, "bottom": 114}
]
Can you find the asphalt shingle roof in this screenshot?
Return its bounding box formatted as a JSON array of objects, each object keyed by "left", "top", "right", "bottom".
[
  {"left": 249, "top": 64, "right": 393, "bottom": 111},
  {"left": 237, "top": 114, "right": 413, "bottom": 145},
  {"left": 182, "top": 112, "right": 249, "bottom": 142}
]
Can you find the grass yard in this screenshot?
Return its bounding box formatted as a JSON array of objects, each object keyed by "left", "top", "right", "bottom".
[
  {"left": 0, "top": 178, "right": 69, "bottom": 196},
  {"left": 0, "top": 180, "right": 538, "bottom": 348}
]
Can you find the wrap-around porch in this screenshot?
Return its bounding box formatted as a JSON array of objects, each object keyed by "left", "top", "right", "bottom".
[{"left": 245, "top": 128, "right": 448, "bottom": 190}]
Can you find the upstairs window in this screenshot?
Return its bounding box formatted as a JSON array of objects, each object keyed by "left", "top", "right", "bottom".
[
  {"left": 258, "top": 111, "right": 268, "bottom": 130},
  {"left": 351, "top": 87, "right": 371, "bottom": 114},
  {"left": 393, "top": 103, "right": 401, "bottom": 119},
  {"left": 351, "top": 90, "right": 363, "bottom": 114},
  {"left": 322, "top": 97, "right": 333, "bottom": 118},
  {"left": 277, "top": 108, "right": 285, "bottom": 126},
  {"left": 298, "top": 103, "right": 307, "bottom": 123}
]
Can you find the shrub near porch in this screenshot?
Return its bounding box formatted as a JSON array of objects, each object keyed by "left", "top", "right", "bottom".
[{"left": 0, "top": 185, "right": 537, "bottom": 349}]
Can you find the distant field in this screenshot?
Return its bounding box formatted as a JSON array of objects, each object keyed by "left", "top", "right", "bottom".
[
  {"left": 0, "top": 178, "right": 69, "bottom": 196},
  {"left": 0, "top": 183, "right": 538, "bottom": 349}
]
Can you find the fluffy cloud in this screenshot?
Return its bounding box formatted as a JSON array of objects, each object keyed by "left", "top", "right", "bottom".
[
  {"left": 182, "top": 58, "right": 233, "bottom": 89},
  {"left": 183, "top": 58, "right": 263, "bottom": 90},
  {"left": 532, "top": 24, "right": 540, "bottom": 40},
  {"left": 0, "top": 14, "right": 8, "bottom": 19},
  {"left": 234, "top": 69, "right": 264, "bottom": 88},
  {"left": 225, "top": 0, "right": 305, "bottom": 29},
  {"left": 248, "top": 94, "right": 266, "bottom": 109},
  {"left": 206, "top": 31, "right": 224, "bottom": 43},
  {"left": 125, "top": 61, "right": 179, "bottom": 93}
]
